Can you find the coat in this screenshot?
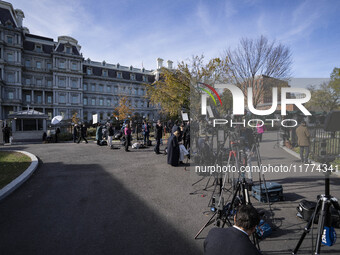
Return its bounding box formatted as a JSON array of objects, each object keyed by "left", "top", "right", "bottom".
[
  {"left": 96, "top": 126, "right": 103, "bottom": 141},
  {"left": 167, "top": 134, "right": 179, "bottom": 166},
  {"left": 155, "top": 124, "right": 163, "bottom": 140},
  {"left": 204, "top": 227, "right": 261, "bottom": 255},
  {"left": 296, "top": 125, "right": 310, "bottom": 146}
]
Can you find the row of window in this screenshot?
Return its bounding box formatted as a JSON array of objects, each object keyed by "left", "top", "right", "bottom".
[
  {"left": 83, "top": 98, "right": 149, "bottom": 108},
  {"left": 86, "top": 67, "right": 148, "bottom": 82},
  {"left": 24, "top": 59, "right": 79, "bottom": 71},
  {"left": 83, "top": 83, "right": 145, "bottom": 95},
  {"left": 25, "top": 59, "right": 52, "bottom": 70},
  {"left": 24, "top": 77, "right": 53, "bottom": 87},
  {"left": 57, "top": 59, "right": 79, "bottom": 70},
  {"left": 23, "top": 94, "right": 53, "bottom": 104},
  {"left": 5, "top": 92, "right": 53, "bottom": 104}
]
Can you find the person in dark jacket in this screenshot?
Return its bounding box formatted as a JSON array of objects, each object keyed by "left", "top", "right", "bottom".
[
  {"left": 154, "top": 120, "right": 163, "bottom": 154},
  {"left": 167, "top": 130, "right": 180, "bottom": 166},
  {"left": 183, "top": 121, "right": 190, "bottom": 150},
  {"left": 142, "top": 121, "right": 150, "bottom": 145},
  {"left": 73, "top": 124, "right": 78, "bottom": 143},
  {"left": 204, "top": 204, "right": 261, "bottom": 255},
  {"left": 77, "top": 124, "right": 88, "bottom": 144},
  {"left": 2, "top": 125, "right": 11, "bottom": 143},
  {"left": 55, "top": 127, "right": 60, "bottom": 143},
  {"left": 124, "top": 123, "right": 132, "bottom": 152},
  {"left": 107, "top": 123, "right": 114, "bottom": 148},
  {"left": 96, "top": 124, "right": 103, "bottom": 145}
]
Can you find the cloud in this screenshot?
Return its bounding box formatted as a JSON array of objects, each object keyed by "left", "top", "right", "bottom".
[
  {"left": 224, "top": 0, "right": 237, "bottom": 18},
  {"left": 8, "top": 0, "right": 340, "bottom": 77}
]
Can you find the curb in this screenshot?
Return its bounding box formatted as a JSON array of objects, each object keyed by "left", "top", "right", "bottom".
[
  {"left": 280, "top": 145, "right": 340, "bottom": 177},
  {"left": 0, "top": 150, "right": 39, "bottom": 201}
]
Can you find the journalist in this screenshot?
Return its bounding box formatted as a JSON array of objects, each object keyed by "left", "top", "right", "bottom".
[{"left": 204, "top": 204, "right": 261, "bottom": 255}]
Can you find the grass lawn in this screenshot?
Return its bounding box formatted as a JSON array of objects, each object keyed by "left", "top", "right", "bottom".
[{"left": 0, "top": 151, "right": 32, "bottom": 189}]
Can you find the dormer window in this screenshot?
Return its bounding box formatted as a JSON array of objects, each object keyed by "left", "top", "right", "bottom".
[
  {"left": 87, "top": 67, "right": 92, "bottom": 75},
  {"left": 117, "top": 63, "right": 120, "bottom": 69},
  {"left": 35, "top": 45, "right": 42, "bottom": 52},
  {"left": 130, "top": 74, "right": 136, "bottom": 80},
  {"left": 117, "top": 72, "right": 122, "bottom": 78},
  {"left": 66, "top": 46, "right": 71, "bottom": 54},
  {"left": 130, "top": 66, "right": 133, "bottom": 71},
  {"left": 102, "top": 69, "right": 108, "bottom": 77}
]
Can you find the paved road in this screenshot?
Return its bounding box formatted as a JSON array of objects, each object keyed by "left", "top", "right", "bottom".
[{"left": 0, "top": 132, "right": 339, "bottom": 255}]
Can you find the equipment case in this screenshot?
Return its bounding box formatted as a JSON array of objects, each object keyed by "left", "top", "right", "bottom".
[{"left": 252, "top": 182, "right": 283, "bottom": 203}]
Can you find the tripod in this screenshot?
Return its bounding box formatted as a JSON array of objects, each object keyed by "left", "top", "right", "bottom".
[
  {"left": 194, "top": 141, "right": 240, "bottom": 239},
  {"left": 250, "top": 137, "right": 274, "bottom": 218},
  {"left": 292, "top": 165, "right": 340, "bottom": 254}
]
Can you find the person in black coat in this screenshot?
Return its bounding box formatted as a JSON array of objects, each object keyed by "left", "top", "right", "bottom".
[
  {"left": 77, "top": 124, "right": 88, "bottom": 144},
  {"left": 204, "top": 204, "right": 261, "bottom": 255},
  {"left": 167, "top": 130, "right": 180, "bottom": 166},
  {"left": 2, "top": 125, "right": 11, "bottom": 143},
  {"left": 55, "top": 127, "right": 60, "bottom": 143},
  {"left": 73, "top": 124, "right": 78, "bottom": 143},
  {"left": 154, "top": 120, "right": 163, "bottom": 154}
]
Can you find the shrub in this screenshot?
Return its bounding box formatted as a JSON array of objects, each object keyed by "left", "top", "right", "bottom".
[
  {"left": 58, "top": 132, "right": 73, "bottom": 141},
  {"left": 87, "top": 127, "right": 96, "bottom": 137}
]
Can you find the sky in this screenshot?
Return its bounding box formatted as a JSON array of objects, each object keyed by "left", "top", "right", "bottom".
[{"left": 8, "top": 0, "right": 340, "bottom": 81}]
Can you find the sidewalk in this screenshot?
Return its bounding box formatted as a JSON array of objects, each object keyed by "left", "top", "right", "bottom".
[{"left": 246, "top": 131, "right": 340, "bottom": 254}]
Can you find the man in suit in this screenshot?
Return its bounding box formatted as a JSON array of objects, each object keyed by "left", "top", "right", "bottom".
[{"left": 204, "top": 204, "right": 261, "bottom": 255}]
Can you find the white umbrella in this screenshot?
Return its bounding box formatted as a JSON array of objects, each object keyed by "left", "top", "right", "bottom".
[{"left": 51, "top": 115, "right": 63, "bottom": 125}]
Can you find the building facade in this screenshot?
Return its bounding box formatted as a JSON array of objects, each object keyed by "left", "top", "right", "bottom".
[{"left": 0, "top": 1, "right": 159, "bottom": 124}]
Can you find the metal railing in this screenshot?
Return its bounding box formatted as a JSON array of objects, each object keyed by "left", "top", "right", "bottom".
[{"left": 310, "top": 126, "right": 340, "bottom": 158}]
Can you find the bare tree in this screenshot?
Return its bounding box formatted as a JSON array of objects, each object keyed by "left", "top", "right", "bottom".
[{"left": 225, "top": 35, "right": 292, "bottom": 107}]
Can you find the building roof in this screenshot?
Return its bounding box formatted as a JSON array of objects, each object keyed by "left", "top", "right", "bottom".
[
  {"left": 0, "top": 7, "right": 16, "bottom": 28},
  {"left": 8, "top": 110, "right": 48, "bottom": 119},
  {"left": 23, "top": 40, "right": 54, "bottom": 54},
  {"left": 26, "top": 33, "right": 54, "bottom": 42}
]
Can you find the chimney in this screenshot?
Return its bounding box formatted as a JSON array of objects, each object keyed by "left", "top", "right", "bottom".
[
  {"left": 156, "top": 58, "right": 164, "bottom": 69},
  {"left": 15, "top": 9, "right": 24, "bottom": 27},
  {"left": 167, "top": 60, "right": 173, "bottom": 69}
]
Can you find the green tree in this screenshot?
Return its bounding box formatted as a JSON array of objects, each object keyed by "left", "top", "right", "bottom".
[{"left": 306, "top": 68, "right": 340, "bottom": 112}]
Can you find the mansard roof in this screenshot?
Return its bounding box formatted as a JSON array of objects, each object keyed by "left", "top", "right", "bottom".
[
  {"left": 55, "top": 43, "right": 64, "bottom": 52},
  {"left": 26, "top": 33, "right": 54, "bottom": 42},
  {"left": 23, "top": 39, "right": 54, "bottom": 54},
  {"left": 0, "top": 7, "right": 16, "bottom": 28},
  {"left": 83, "top": 63, "right": 154, "bottom": 82},
  {"left": 55, "top": 43, "right": 80, "bottom": 56}
]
